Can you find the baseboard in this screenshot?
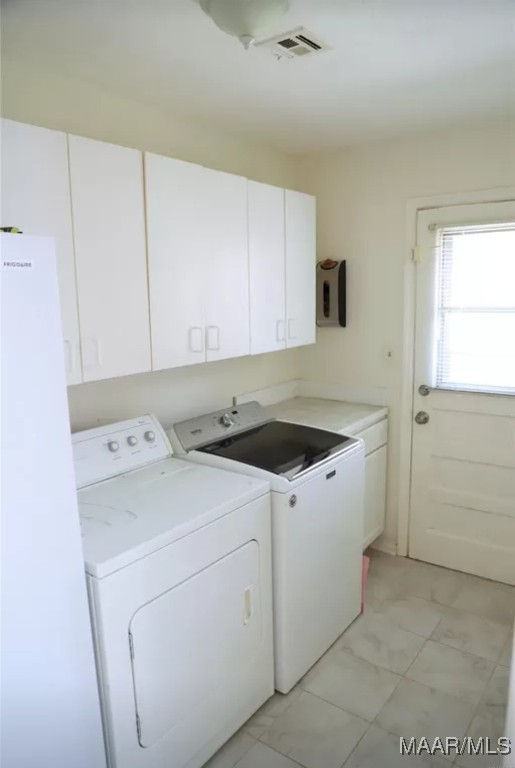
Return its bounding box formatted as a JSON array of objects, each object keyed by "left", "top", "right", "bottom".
[
  {"left": 369, "top": 538, "right": 397, "bottom": 556},
  {"left": 362, "top": 526, "right": 386, "bottom": 551}
]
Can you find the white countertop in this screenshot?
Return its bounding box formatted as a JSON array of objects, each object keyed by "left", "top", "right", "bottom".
[{"left": 266, "top": 397, "right": 388, "bottom": 435}]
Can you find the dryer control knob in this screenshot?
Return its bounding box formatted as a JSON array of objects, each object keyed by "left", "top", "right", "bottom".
[
  {"left": 144, "top": 430, "right": 156, "bottom": 443},
  {"left": 127, "top": 435, "right": 138, "bottom": 446},
  {"left": 107, "top": 440, "right": 119, "bottom": 453}
]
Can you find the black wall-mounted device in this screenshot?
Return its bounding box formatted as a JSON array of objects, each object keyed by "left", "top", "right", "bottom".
[{"left": 316, "top": 259, "right": 346, "bottom": 327}]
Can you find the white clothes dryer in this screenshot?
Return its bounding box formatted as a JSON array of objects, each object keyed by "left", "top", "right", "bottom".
[{"left": 73, "top": 415, "right": 273, "bottom": 768}]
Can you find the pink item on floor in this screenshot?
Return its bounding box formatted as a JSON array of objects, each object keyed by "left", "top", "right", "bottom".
[{"left": 361, "top": 555, "right": 370, "bottom": 613}]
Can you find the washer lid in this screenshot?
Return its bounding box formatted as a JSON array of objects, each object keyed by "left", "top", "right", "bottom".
[
  {"left": 196, "top": 421, "right": 359, "bottom": 481},
  {"left": 79, "top": 458, "right": 269, "bottom": 578}
]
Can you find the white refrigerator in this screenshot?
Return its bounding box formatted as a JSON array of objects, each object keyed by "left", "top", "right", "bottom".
[{"left": 1, "top": 234, "right": 106, "bottom": 768}]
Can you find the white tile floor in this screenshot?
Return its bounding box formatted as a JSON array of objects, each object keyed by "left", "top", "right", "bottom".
[{"left": 204, "top": 551, "right": 514, "bottom": 768}]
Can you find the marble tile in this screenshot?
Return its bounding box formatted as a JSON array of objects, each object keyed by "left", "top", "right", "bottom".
[
  {"left": 498, "top": 633, "right": 513, "bottom": 667},
  {"left": 371, "top": 596, "right": 446, "bottom": 638},
  {"left": 452, "top": 578, "right": 515, "bottom": 626},
  {"left": 406, "top": 641, "right": 494, "bottom": 704},
  {"left": 364, "top": 552, "right": 411, "bottom": 602},
  {"left": 243, "top": 689, "right": 302, "bottom": 740},
  {"left": 300, "top": 648, "right": 401, "bottom": 721},
  {"left": 362, "top": 574, "right": 387, "bottom": 609},
  {"left": 482, "top": 665, "right": 510, "bottom": 707},
  {"left": 364, "top": 573, "right": 398, "bottom": 606},
  {"left": 376, "top": 679, "right": 475, "bottom": 763},
  {"left": 369, "top": 551, "right": 419, "bottom": 581},
  {"left": 405, "top": 561, "right": 468, "bottom": 607},
  {"left": 259, "top": 689, "right": 368, "bottom": 768},
  {"left": 344, "top": 724, "right": 450, "bottom": 768},
  {"left": 338, "top": 611, "right": 426, "bottom": 674},
  {"left": 235, "top": 742, "right": 301, "bottom": 768},
  {"left": 203, "top": 730, "right": 256, "bottom": 768},
  {"left": 367, "top": 554, "right": 468, "bottom": 607},
  {"left": 455, "top": 704, "right": 508, "bottom": 768},
  {"left": 431, "top": 609, "right": 509, "bottom": 661},
  {"left": 364, "top": 572, "right": 399, "bottom": 606}
]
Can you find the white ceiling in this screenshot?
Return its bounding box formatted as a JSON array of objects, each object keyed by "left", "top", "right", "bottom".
[{"left": 2, "top": 0, "right": 515, "bottom": 152}]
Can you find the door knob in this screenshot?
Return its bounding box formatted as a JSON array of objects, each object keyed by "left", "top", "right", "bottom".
[
  {"left": 418, "top": 384, "right": 431, "bottom": 396},
  {"left": 415, "top": 411, "right": 430, "bottom": 425}
]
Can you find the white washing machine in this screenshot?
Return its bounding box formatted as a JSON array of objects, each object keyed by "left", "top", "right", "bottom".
[
  {"left": 168, "top": 402, "right": 365, "bottom": 694},
  {"left": 73, "top": 415, "right": 274, "bottom": 768}
]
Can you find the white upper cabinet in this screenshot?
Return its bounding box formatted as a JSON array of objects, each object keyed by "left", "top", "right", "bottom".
[
  {"left": 248, "top": 181, "right": 286, "bottom": 355},
  {"left": 145, "top": 153, "right": 207, "bottom": 371},
  {"left": 68, "top": 135, "right": 151, "bottom": 382},
  {"left": 3, "top": 119, "right": 315, "bottom": 381},
  {"left": 1, "top": 119, "right": 83, "bottom": 384},
  {"left": 203, "top": 169, "right": 249, "bottom": 362},
  {"left": 145, "top": 153, "right": 249, "bottom": 369},
  {"left": 248, "top": 184, "right": 316, "bottom": 355},
  {"left": 285, "top": 190, "right": 316, "bottom": 348}
]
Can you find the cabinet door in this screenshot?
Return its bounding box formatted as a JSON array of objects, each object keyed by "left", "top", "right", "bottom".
[
  {"left": 1, "top": 119, "right": 82, "bottom": 384},
  {"left": 68, "top": 135, "right": 150, "bottom": 381},
  {"left": 248, "top": 181, "right": 286, "bottom": 355},
  {"left": 363, "top": 445, "right": 387, "bottom": 550},
  {"left": 145, "top": 153, "right": 206, "bottom": 370},
  {"left": 285, "top": 190, "right": 316, "bottom": 348},
  {"left": 204, "top": 169, "right": 249, "bottom": 362}
]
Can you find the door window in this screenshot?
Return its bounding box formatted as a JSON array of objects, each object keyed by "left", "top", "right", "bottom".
[{"left": 434, "top": 222, "right": 515, "bottom": 394}]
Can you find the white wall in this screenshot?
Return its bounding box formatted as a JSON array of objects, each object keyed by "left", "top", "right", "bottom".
[
  {"left": 296, "top": 119, "right": 515, "bottom": 552},
  {"left": 2, "top": 63, "right": 296, "bottom": 186},
  {"left": 2, "top": 64, "right": 299, "bottom": 431},
  {"left": 66, "top": 354, "right": 297, "bottom": 432}
]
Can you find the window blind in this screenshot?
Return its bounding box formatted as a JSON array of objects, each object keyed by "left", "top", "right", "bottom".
[{"left": 435, "top": 222, "right": 515, "bottom": 395}]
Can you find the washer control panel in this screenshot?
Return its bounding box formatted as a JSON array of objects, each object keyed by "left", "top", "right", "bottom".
[
  {"left": 73, "top": 414, "right": 171, "bottom": 489},
  {"left": 170, "top": 401, "right": 273, "bottom": 453}
]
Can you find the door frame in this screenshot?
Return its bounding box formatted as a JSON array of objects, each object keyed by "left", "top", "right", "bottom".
[{"left": 396, "top": 185, "right": 515, "bottom": 557}]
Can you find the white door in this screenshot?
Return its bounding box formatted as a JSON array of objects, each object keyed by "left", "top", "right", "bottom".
[
  {"left": 285, "top": 190, "right": 316, "bottom": 349},
  {"left": 248, "top": 181, "right": 286, "bottom": 355},
  {"left": 410, "top": 200, "right": 515, "bottom": 585},
  {"left": 69, "top": 135, "right": 151, "bottom": 382},
  {"left": 1, "top": 119, "right": 82, "bottom": 384},
  {"left": 145, "top": 153, "right": 206, "bottom": 370},
  {"left": 204, "top": 169, "right": 249, "bottom": 362}
]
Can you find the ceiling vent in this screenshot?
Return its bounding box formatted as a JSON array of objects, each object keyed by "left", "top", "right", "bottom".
[{"left": 255, "top": 26, "right": 331, "bottom": 59}]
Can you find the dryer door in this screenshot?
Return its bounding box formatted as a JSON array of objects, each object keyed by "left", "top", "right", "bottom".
[{"left": 129, "top": 540, "right": 260, "bottom": 748}]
